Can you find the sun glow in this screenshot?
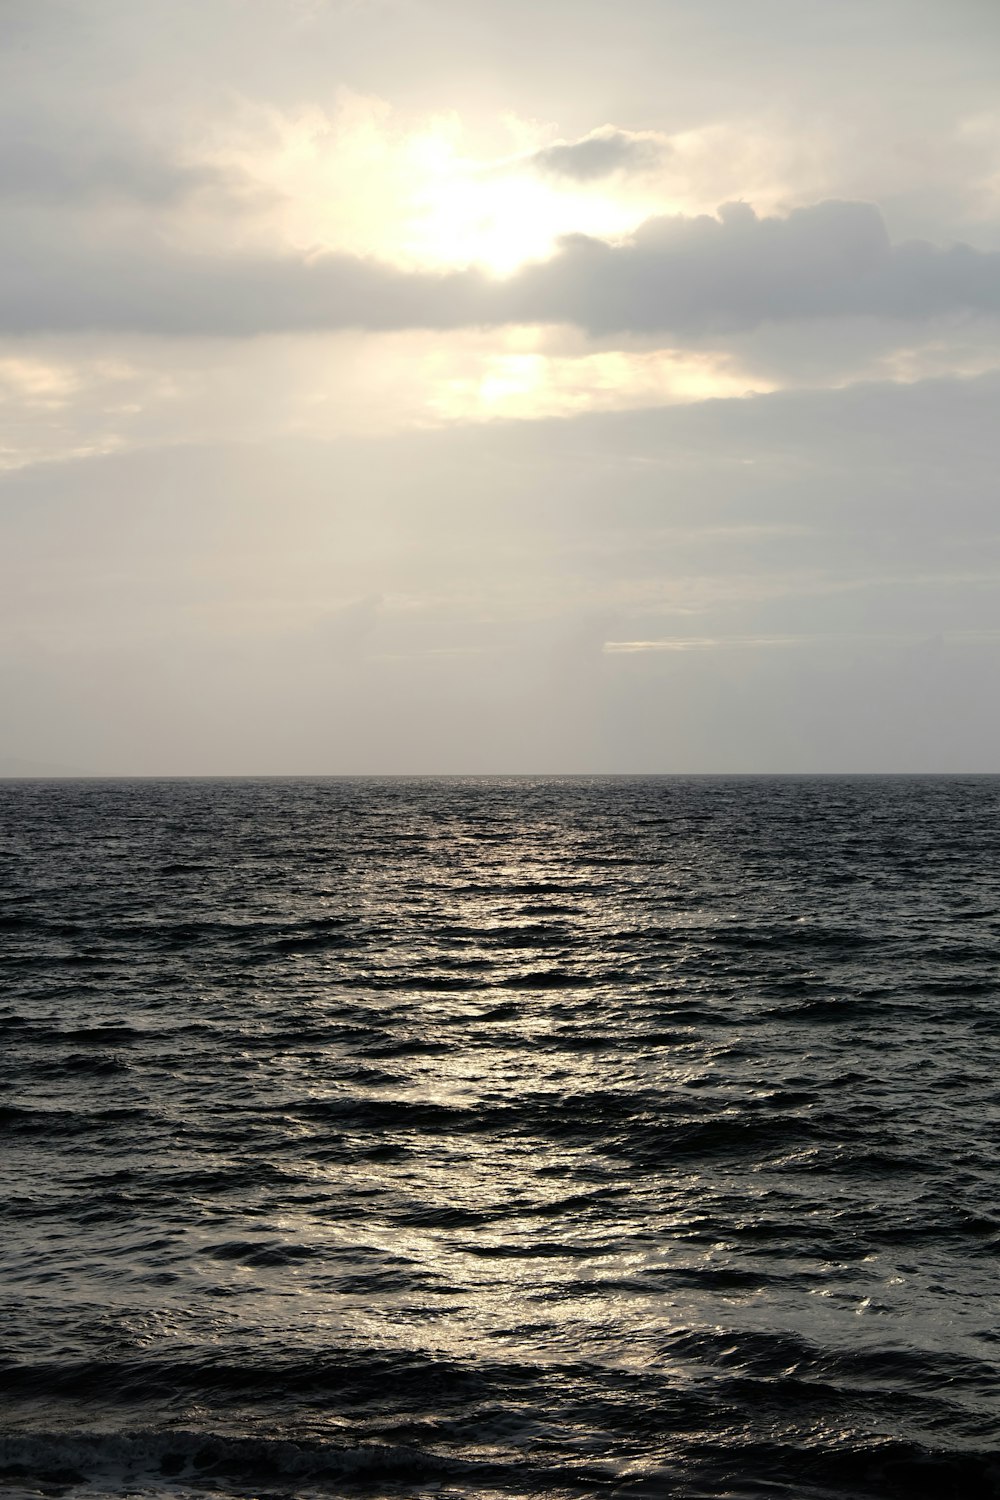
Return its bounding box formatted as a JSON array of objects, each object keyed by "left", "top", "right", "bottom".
[
  {"left": 424, "top": 336, "right": 775, "bottom": 419},
  {"left": 398, "top": 150, "right": 651, "bottom": 276},
  {"left": 202, "top": 97, "right": 658, "bottom": 275}
]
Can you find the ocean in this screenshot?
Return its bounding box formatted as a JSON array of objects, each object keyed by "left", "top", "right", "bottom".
[{"left": 1, "top": 775, "right": 998, "bottom": 1500}]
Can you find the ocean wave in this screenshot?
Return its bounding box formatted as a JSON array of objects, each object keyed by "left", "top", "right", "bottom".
[{"left": 2, "top": 776, "right": 999, "bottom": 1499}]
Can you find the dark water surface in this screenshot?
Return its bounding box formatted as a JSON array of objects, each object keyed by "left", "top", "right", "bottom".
[{"left": 1, "top": 776, "right": 998, "bottom": 1500}]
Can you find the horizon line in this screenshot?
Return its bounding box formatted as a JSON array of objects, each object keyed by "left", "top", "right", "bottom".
[{"left": 2, "top": 770, "right": 999, "bottom": 782}]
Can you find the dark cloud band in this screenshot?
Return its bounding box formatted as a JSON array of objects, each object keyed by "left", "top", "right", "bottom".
[{"left": 3, "top": 199, "right": 998, "bottom": 337}]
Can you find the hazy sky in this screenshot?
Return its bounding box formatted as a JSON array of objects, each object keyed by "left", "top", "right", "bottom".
[{"left": 2, "top": 0, "right": 999, "bottom": 773}]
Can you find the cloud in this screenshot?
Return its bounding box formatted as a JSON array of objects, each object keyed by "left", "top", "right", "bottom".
[
  {"left": 508, "top": 199, "right": 1000, "bottom": 335},
  {"left": 3, "top": 0, "right": 1000, "bottom": 774},
  {"left": 2, "top": 198, "right": 1000, "bottom": 340},
  {"left": 2, "top": 369, "right": 999, "bottom": 772},
  {"left": 526, "top": 127, "right": 668, "bottom": 181},
  {"left": 0, "top": 213, "right": 486, "bottom": 334},
  {"left": 0, "top": 131, "right": 225, "bottom": 205}
]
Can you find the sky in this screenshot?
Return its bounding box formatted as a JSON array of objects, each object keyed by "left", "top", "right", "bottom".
[{"left": 2, "top": 0, "right": 999, "bottom": 774}]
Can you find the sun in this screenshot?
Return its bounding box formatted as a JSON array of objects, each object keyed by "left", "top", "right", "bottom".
[
  {"left": 406, "top": 172, "right": 638, "bottom": 277},
  {"left": 408, "top": 174, "right": 572, "bottom": 276},
  {"left": 395, "top": 133, "right": 650, "bottom": 277},
  {"left": 207, "top": 99, "right": 657, "bottom": 278}
]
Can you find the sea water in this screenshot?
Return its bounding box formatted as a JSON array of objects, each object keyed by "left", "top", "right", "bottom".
[{"left": 1, "top": 776, "right": 998, "bottom": 1498}]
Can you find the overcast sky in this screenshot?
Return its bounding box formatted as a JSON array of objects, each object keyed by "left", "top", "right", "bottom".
[{"left": 2, "top": 0, "right": 998, "bottom": 773}]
